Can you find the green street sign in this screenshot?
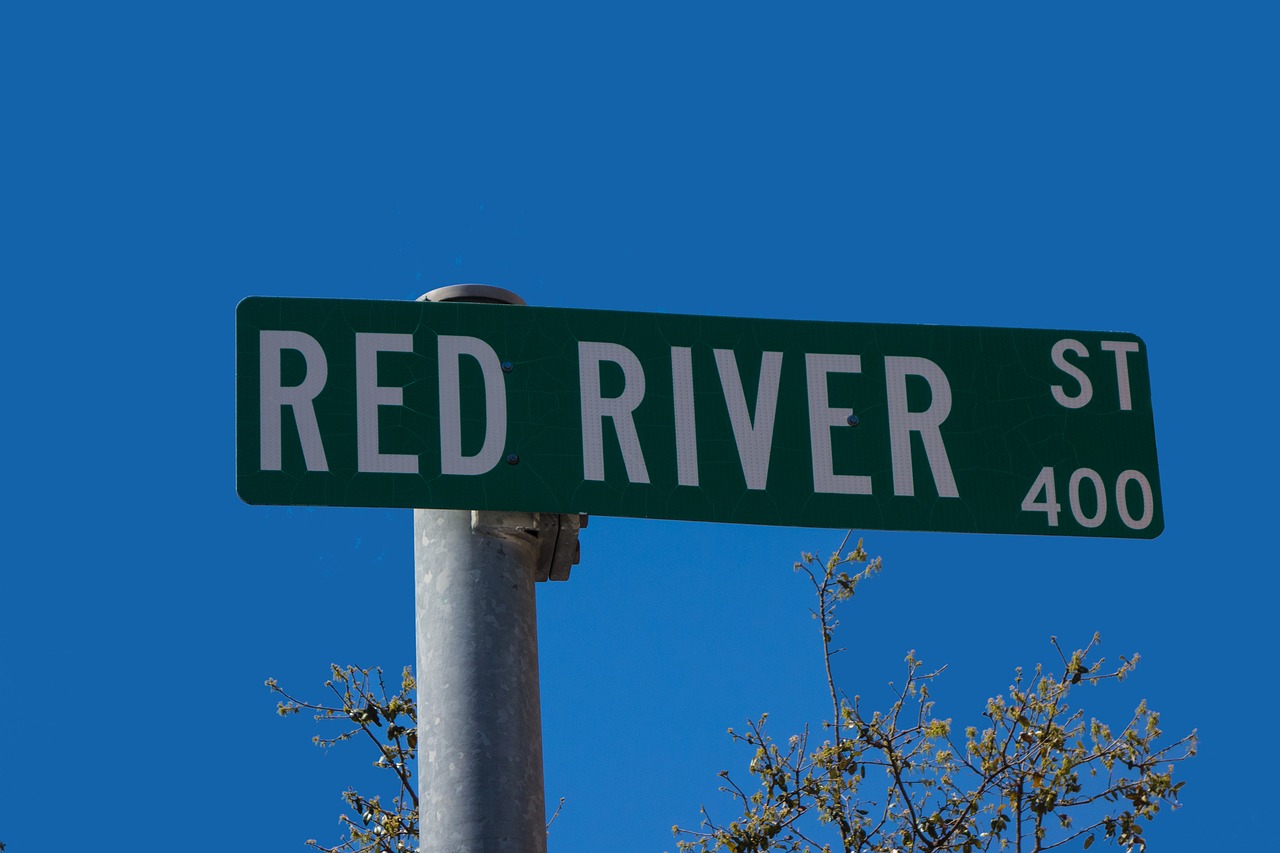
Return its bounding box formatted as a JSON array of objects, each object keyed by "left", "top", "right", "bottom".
[{"left": 236, "top": 296, "right": 1163, "bottom": 538}]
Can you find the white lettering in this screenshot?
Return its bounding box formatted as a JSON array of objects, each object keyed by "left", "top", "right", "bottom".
[
  {"left": 1100, "top": 340, "right": 1140, "bottom": 411},
  {"left": 1021, "top": 467, "right": 1062, "bottom": 526},
  {"left": 438, "top": 335, "right": 507, "bottom": 476},
  {"left": 1050, "top": 339, "right": 1092, "bottom": 409},
  {"left": 355, "top": 332, "right": 417, "bottom": 474},
  {"left": 259, "top": 330, "right": 329, "bottom": 472},
  {"left": 805, "top": 353, "right": 872, "bottom": 495},
  {"left": 579, "top": 342, "right": 650, "bottom": 483},
  {"left": 671, "top": 346, "right": 699, "bottom": 487},
  {"left": 1068, "top": 468, "right": 1107, "bottom": 528},
  {"left": 714, "top": 349, "right": 782, "bottom": 491},
  {"left": 885, "top": 356, "right": 958, "bottom": 498},
  {"left": 1115, "top": 470, "right": 1154, "bottom": 529}
]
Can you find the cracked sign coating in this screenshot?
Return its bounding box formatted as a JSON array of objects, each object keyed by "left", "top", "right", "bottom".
[{"left": 236, "top": 296, "right": 1163, "bottom": 538}]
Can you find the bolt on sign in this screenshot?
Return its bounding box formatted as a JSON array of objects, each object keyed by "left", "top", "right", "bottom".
[{"left": 236, "top": 297, "right": 1163, "bottom": 538}]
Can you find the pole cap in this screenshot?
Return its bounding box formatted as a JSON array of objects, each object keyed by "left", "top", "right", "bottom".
[{"left": 418, "top": 285, "right": 526, "bottom": 305}]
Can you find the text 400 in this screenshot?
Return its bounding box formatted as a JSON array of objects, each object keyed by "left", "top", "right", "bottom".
[{"left": 1021, "top": 467, "right": 1154, "bottom": 530}]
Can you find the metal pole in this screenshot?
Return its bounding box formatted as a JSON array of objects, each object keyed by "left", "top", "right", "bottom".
[
  {"left": 414, "top": 285, "right": 577, "bottom": 853},
  {"left": 414, "top": 508, "right": 546, "bottom": 852}
]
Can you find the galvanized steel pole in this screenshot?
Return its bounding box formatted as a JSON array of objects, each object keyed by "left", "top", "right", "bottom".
[
  {"left": 414, "top": 507, "right": 546, "bottom": 852},
  {"left": 414, "top": 285, "right": 579, "bottom": 853}
]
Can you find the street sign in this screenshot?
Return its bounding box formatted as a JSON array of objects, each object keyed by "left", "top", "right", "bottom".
[{"left": 236, "top": 296, "right": 1163, "bottom": 538}]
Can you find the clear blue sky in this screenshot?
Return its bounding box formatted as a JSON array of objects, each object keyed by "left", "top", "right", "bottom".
[{"left": 2, "top": 3, "right": 1274, "bottom": 851}]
